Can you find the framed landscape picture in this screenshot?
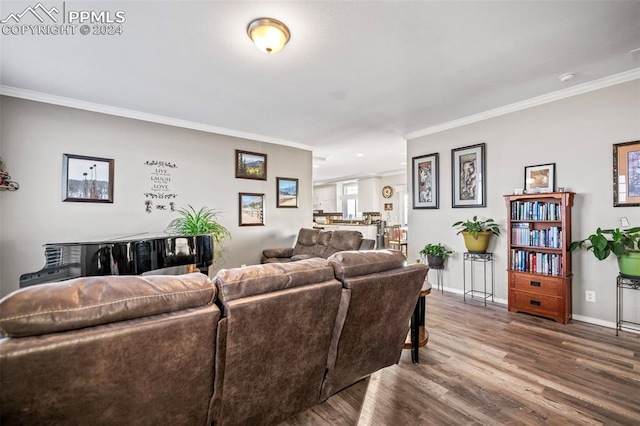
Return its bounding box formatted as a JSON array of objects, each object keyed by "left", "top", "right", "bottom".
[
  {"left": 412, "top": 153, "right": 439, "bottom": 209},
  {"left": 62, "top": 153, "right": 114, "bottom": 203},
  {"left": 239, "top": 192, "right": 265, "bottom": 226},
  {"left": 451, "top": 143, "right": 485, "bottom": 208},
  {"left": 613, "top": 140, "right": 640, "bottom": 207},
  {"left": 524, "top": 163, "right": 556, "bottom": 194},
  {"left": 236, "top": 150, "right": 267, "bottom": 180},
  {"left": 277, "top": 177, "right": 298, "bottom": 208}
]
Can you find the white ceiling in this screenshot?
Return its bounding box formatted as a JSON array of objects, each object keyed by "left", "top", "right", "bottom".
[{"left": 1, "top": 1, "right": 639, "bottom": 184}]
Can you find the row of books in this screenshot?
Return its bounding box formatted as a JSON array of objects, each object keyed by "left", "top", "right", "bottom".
[
  {"left": 510, "top": 249, "right": 563, "bottom": 276},
  {"left": 510, "top": 201, "right": 562, "bottom": 221},
  {"left": 511, "top": 225, "right": 562, "bottom": 248}
]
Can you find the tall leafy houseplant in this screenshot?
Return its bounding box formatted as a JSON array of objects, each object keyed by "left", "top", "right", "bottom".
[
  {"left": 569, "top": 227, "right": 640, "bottom": 278},
  {"left": 452, "top": 216, "right": 500, "bottom": 254},
  {"left": 168, "top": 205, "right": 231, "bottom": 242}
]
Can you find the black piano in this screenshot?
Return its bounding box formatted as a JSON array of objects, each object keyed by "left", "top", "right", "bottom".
[{"left": 19, "top": 233, "right": 214, "bottom": 287}]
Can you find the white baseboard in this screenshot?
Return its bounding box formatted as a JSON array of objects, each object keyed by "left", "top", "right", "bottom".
[{"left": 437, "top": 286, "right": 638, "bottom": 333}]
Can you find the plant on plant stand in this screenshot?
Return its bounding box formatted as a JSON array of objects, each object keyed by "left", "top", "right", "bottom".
[
  {"left": 452, "top": 216, "right": 500, "bottom": 254},
  {"left": 167, "top": 205, "right": 232, "bottom": 272},
  {"left": 569, "top": 227, "right": 640, "bottom": 279},
  {"left": 419, "top": 243, "right": 453, "bottom": 268}
]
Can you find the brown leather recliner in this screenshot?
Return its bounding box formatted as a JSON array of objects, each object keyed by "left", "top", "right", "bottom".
[
  {"left": 261, "top": 228, "right": 375, "bottom": 263},
  {"left": 0, "top": 273, "right": 219, "bottom": 425}
]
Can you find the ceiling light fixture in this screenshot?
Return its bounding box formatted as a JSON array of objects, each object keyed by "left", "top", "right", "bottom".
[
  {"left": 247, "top": 18, "right": 290, "bottom": 54},
  {"left": 559, "top": 72, "right": 575, "bottom": 82}
]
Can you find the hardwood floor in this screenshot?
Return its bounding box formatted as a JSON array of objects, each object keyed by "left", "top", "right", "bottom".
[{"left": 281, "top": 291, "right": 640, "bottom": 425}]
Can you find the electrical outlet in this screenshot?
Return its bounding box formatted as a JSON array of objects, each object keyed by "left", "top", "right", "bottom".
[{"left": 585, "top": 291, "right": 596, "bottom": 303}]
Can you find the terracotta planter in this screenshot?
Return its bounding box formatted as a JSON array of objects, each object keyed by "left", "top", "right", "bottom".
[
  {"left": 462, "top": 231, "right": 493, "bottom": 254},
  {"left": 618, "top": 251, "right": 640, "bottom": 279}
]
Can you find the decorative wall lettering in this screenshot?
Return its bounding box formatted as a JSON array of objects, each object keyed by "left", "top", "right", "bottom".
[{"left": 144, "top": 160, "right": 178, "bottom": 212}]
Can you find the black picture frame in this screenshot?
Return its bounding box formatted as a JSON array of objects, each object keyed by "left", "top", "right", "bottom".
[
  {"left": 524, "top": 163, "right": 556, "bottom": 194},
  {"left": 451, "top": 143, "right": 485, "bottom": 208},
  {"left": 62, "top": 153, "right": 114, "bottom": 203},
  {"left": 613, "top": 140, "right": 640, "bottom": 207},
  {"left": 276, "top": 177, "right": 298, "bottom": 208},
  {"left": 412, "top": 153, "right": 439, "bottom": 209},
  {"left": 235, "top": 150, "right": 267, "bottom": 180},
  {"left": 239, "top": 192, "right": 265, "bottom": 226}
]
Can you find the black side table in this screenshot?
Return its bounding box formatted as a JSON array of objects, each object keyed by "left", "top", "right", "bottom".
[
  {"left": 616, "top": 274, "right": 640, "bottom": 336},
  {"left": 463, "top": 252, "right": 494, "bottom": 306}
]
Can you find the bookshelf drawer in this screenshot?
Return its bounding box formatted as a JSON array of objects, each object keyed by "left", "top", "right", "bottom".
[
  {"left": 511, "top": 272, "right": 563, "bottom": 296},
  {"left": 511, "top": 291, "right": 560, "bottom": 317}
]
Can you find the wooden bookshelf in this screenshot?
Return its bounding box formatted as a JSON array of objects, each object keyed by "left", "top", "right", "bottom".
[{"left": 504, "top": 192, "right": 574, "bottom": 324}]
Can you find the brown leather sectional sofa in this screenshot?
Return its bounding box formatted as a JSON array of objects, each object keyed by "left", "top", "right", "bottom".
[
  {"left": 261, "top": 228, "right": 376, "bottom": 263},
  {"left": 0, "top": 250, "right": 427, "bottom": 426}
]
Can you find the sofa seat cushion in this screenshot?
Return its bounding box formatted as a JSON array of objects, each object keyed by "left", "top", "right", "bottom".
[
  {"left": 215, "top": 258, "right": 336, "bottom": 302},
  {"left": 290, "top": 254, "right": 320, "bottom": 262},
  {"left": 0, "top": 273, "right": 215, "bottom": 338},
  {"left": 328, "top": 250, "right": 407, "bottom": 282}
]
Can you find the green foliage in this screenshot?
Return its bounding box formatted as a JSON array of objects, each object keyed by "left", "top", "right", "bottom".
[
  {"left": 419, "top": 243, "right": 454, "bottom": 261},
  {"left": 452, "top": 216, "right": 500, "bottom": 238},
  {"left": 569, "top": 227, "right": 640, "bottom": 260},
  {"left": 167, "top": 205, "right": 231, "bottom": 243}
]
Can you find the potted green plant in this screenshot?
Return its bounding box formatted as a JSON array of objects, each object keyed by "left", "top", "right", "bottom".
[
  {"left": 167, "top": 205, "right": 231, "bottom": 242},
  {"left": 452, "top": 216, "right": 500, "bottom": 254},
  {"left": 167, "top": 205, "right": 232, "bottom": 272},
  {"left": 419, "top": 243, "right": 453, "bottom": 268},
  {"left": 569, "top": 227, "right": 640, "bottom": 279}
]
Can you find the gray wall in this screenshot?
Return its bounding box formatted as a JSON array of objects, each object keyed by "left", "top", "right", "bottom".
[
  {"left": 408, "top": 79, "right": 640, "bottom": 326},
  {"left": 0, "top": 96, "right": 312, "bottom": 296}
]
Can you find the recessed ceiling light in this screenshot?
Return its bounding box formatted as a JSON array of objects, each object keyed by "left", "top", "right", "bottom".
[
  {"left": 356, "top": 153, "right": 364, "bottom": 157},
  {"left": 400, "top": 162, "right": 406, "bottom": 166},
  {"left": 559, "top": 72, "right": 575, "bottom": 82},
  {"left": 313, "top": 165, "right": 318, "bottom": 168}
]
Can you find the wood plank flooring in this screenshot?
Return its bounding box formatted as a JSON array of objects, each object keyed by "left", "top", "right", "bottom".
[{"left": 280, "top": 291, "right": 640, "bottom": 425}]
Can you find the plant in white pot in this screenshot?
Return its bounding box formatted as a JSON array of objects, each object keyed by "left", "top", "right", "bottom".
[
  {"left": 569, "top": 227, "right": 640, "bottom": 279},
  {"left": 419, "top": 243, "right": 453, "bottom": 268},
  {"left": 452, "top": 216, "right": 500, "bottom": 254}
]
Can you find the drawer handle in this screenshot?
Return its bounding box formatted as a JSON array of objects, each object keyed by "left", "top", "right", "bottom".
[
  {"left": 530, "top": 300, "right": 541, "bottom": 306},
  {"left": 530, "top": 281, "right": 541, "bottom": 287}
]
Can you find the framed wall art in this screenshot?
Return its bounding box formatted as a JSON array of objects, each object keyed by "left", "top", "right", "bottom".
[
  {"left": 62, "top": 153, "right": 114, "bottom": 203},
  {"left": 236, "top": 150, "right": 267, "bottom": 180},
  {"left": 451, "top": 143, "right": 485, "bottom": 208},
  {"left": 412, "top": 153, "right": 439, "bottom": 209},
  {"left": 524, "top": 163, "right": 555, "bottom": 194},
  {"left": 276, "top": 177, "right": 298, "bottom": 208},
  {"left": 613, "top": 140, "right": 640, "bottom": 207},
  {"left": 239, "top": 192, "right": 265, "bottom": 226}
]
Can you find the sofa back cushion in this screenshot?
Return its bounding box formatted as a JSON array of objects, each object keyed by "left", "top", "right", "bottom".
[
  {"left": 212, "top": 262, "right": 342, "bottom": 426},
  {"left": 321, "top": 251, "right": 428, "bottom": 399},
  {"left": 1, "top": 275, "right": 220, "bottom": 425},
  {"left": 322, "top": 230, "right": 364, "bottom": 258},
  {"left": 329, "top": 249, "right": 406, "bottom": 282},
  {"left": 214, "top": 258, "right": 335, "bottom": 302},
  {"left": 0, "top": 273, "right": 215, "bottom": 338},
  {"left": 292, "top": 228, "right": 320, "bottom": 256}
]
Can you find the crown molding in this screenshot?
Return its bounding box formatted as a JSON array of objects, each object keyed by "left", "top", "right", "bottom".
[
  {"left": 404, "top": 68, "right": 640, "bottom": 140},
  {"left": 0, "top": 85, "right": 313, "bottom": 151}
]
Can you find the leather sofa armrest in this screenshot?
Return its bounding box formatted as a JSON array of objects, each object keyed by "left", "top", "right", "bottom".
[{"left": 262, "top": 247, "right": 294, "bottom": 258}]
